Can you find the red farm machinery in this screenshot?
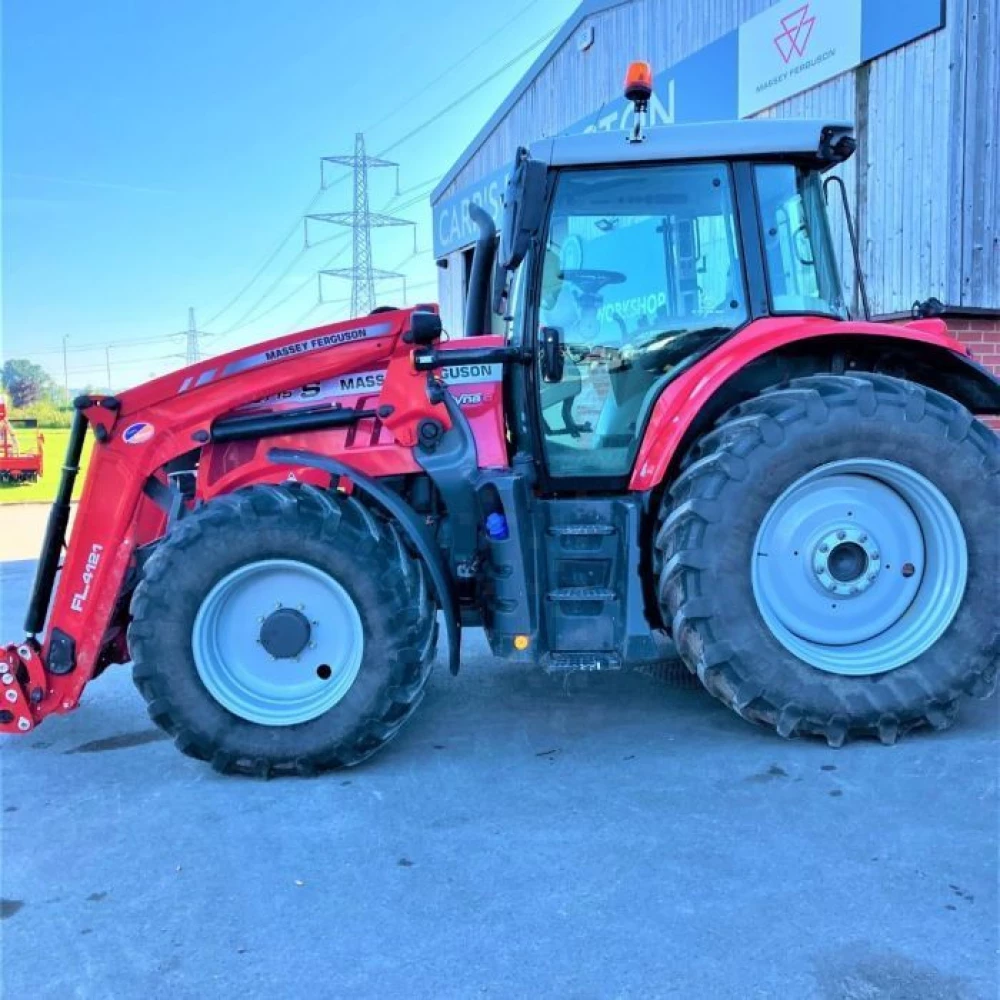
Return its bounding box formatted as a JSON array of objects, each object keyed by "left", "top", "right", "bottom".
[
  {"left": 0, "top": 399, "right": 44, "bottom": 486},
  {"left": 2, "top": 66, "right": 998, "bottom": 771}
]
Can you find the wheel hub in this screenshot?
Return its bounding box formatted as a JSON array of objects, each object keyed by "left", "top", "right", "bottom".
[
  {"left": 811, "top": 526, "right": 881, "bottom": 596},
  {"left": 752, "top": 460, "right": 968, "bottom": 676},
  {"left": 192, "top": 559, "right": 365, "bottom": 726},
  {"left": 259, "top": 607, "right": 312, "bottom": 660}
]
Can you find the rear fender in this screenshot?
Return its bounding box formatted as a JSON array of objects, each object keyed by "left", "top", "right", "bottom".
[{"left": 630, "top": 316, "right": 1000, "bottom": 492}]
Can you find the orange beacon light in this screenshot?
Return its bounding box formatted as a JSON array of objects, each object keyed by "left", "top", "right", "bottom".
[{"left": 624, "top": 61, "right": 653, "bottom": 104}]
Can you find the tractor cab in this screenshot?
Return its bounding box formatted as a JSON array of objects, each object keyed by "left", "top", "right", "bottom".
[{"left": 479, "top": 92, "right": 857, "bottom": 488}]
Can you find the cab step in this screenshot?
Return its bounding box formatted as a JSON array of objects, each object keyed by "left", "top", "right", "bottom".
[
  {"left": 543, "top": 651, "right": 622, "bottom": 673},
  {"left": 546, "top": 524, "right": 616, "bottom": 537},
  {"left": 546, "top": 587, "right": 617, "bottom": 602}
]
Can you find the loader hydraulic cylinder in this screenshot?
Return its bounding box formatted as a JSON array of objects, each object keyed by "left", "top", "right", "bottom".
[{"left": 24, "top": 408, "right": 88, "bottom": 637}]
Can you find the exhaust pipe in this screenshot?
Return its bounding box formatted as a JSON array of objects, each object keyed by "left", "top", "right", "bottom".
[{"left": 464, "top": 203, "right": 497, "bottom": 338}]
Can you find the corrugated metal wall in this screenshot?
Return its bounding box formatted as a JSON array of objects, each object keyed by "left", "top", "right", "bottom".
[
  {"left": 436, "top": 0, "right": 999, "bottom": 317},
  {"left": 956, "top": 0, "right": 999, "bottom": 308}
]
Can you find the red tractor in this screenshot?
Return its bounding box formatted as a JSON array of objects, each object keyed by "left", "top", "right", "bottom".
[
  {"left": 0, "top": 399, "right": 44, "bottom": 485},
  {"left": 3, "top": 75, "right": 998, "bottom": 771}
]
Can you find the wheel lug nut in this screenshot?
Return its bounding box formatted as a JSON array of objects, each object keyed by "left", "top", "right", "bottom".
[
  {"left": 837, "top": 530, "right": 846, "bottom": 540},
  {"left": 902, "top": 562, "right": 916, "bottom": 578},
  {"left": 859, "top": 534, "right": 867, "bottom": 543},
  {"left": 820, "top": 544, "right": 829, "bottom": 553}
]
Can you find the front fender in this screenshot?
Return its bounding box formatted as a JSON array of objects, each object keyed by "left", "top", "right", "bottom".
[{"left": 267, "top": 447, "right": 461, "bottom": 677}]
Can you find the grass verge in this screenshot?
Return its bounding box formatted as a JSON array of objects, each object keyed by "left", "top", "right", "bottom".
[{"left": 0, "top": 428, "right": 94, "bottom": 505}]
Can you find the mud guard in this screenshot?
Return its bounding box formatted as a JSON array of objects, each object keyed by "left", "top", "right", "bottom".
[{"left": 267, "top": 447, "right": 462, "bottom": 675}]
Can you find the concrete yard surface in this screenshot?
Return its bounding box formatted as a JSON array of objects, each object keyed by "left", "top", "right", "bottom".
[
  {"left": 0, "top": 503, "right": 75, "bottom": 562},
  {"left": 1, "top": 558, "right": 998, "bottom": 999}
]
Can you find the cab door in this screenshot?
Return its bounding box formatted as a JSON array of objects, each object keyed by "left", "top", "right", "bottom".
[{"left": 531, "top": 162, "right": 748, "bottom": 485}]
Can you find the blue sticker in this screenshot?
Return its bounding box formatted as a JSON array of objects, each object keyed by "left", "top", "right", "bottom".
[{"left": 122, "top": 422, "right": 155, "bottom": 445}]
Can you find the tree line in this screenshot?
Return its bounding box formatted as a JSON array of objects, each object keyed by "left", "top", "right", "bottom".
[{"left": 1, "top": 359, "right": 75, "bottom": 427}]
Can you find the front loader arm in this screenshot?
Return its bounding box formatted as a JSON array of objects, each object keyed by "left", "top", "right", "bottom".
[{"left": 1, "top": 310, "right": 418, "bottom": 735}]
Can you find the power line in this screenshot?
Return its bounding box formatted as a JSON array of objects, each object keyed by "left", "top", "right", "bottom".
[
  {"left": 211, "top": 181, "right": 440, "bottom": 342},
  {"left": 19, "top": 19, "right": 547, "bottom": 371},
  {"left": 376, "top": 24, "right": 560, "bottom": 158},
  {"left": 185, "top": 307, "right": 203, "bottom": 364},
  {"left": 362, "top": 0, "right": 542, "bottom": 136},
  {"left": 195, "top": 24, "right": 552, "bottom": 332},
  {"left": 21, "top": 330, "right": 190, "bottom": 358},
  {"left": 309, "top": 133, "right": 416, "bottom": 317},
  {"left": 199, "top": 187, "right": 327, "bottom": 328}
]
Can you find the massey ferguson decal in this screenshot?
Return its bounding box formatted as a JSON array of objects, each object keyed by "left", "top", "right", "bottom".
[
  {"left": 237, "top": 363, "right": 502, "bottom": 413},
  {"left": 219, "top": 322, "right": 394, "bottom": 379},
  {"left": 440, "top": 364, "right": 502, "bottom": 385},
  {"left": 773, "top": 3, "right": 815, "bottom": 63},
  {"left": 237, "top": 371, "right": 387, "bottom": 413},
  {"left": 71, "top": 544, "right": 104, "bottom": 613}
]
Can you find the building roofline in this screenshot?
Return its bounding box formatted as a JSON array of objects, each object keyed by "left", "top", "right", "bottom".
[{"left": 430, "top": 0, "right": 631, "bottom": 204}]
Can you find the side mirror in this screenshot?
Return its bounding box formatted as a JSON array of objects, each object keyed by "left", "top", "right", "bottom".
[
  {"left": 540, "top": 327, "right": 564, "bottom": 383},
  {"left": 499, "top": 148, "right": 548, "bottom": 271}
]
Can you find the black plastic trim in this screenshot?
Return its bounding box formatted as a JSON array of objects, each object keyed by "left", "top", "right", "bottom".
[
  {"left": 143, "top": 475, "right": 186, "bottom": 524},
  {"left": 47, "top": 627, "right": 76, "bottom": 676},
  {"left": 212, "top": 406, "right": 374, "bottom": 443},
  {"left": 732, "top": 161, "right": 769, "bottom": 320},
  {"left": 943, "top": 349, "right": 1000, "bottom": 413},
  {"left": 413, "top": 389, "right": 482, "bottom": 565},
  {"left": 413, "top": 346, "right": 530, "bottom": 371},
  {"left": 266, "top": 447, "right": 461, "bottom": 676}
]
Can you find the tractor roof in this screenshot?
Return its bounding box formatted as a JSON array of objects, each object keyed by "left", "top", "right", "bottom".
[{"left": 529, "top": 118, "right": 854, "bottom": 172}]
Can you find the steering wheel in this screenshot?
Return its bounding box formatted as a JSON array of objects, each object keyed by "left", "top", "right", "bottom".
[{"left": 558, "top": 269, "right": 627, "bottom": 296}]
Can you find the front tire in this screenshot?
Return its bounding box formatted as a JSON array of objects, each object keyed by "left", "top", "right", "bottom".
[
  {"left": 129, "top": 484, "right": 438, "bottom": 775},
  {"left": 656, "top": 374, "right": 1000, "bottom": 746}
]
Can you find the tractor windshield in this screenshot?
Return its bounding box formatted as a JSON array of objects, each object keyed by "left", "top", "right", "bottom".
[
  {"left": 539, "top": 162, "right": 747, "bottom": 349},
  {"left": 534, "top": 162, "right": 746, "bottom": 478}
]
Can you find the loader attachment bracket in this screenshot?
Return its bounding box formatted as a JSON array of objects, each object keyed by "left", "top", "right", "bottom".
[
  {"left": 267, "top": 447, "right": 462, "bottom": 676},
  {"left": 0, "top": 641, "right": 46, "bottom": 733}
]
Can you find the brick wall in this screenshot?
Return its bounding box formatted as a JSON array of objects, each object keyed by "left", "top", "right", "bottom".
[{"left": 946, "top": 316, "right": 1000, "bottom": 432}]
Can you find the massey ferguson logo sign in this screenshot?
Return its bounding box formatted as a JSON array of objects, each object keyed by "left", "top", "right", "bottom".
[
  {"left": 738, "top": 0, "right": 861, "bottom": 117},
  {"left": 774, "top": 4, "right": 815, "bottom": 63}
]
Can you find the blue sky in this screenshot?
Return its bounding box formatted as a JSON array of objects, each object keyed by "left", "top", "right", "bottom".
[{"left": 2, "top": 0, "right": 578, "bottom": 391}]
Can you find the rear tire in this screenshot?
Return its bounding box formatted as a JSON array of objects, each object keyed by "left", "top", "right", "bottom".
[
  {"left": 656, "top": 373, "right": 1000, "bottom": 746},
  {"left": 129, "top": 484, "right": 438, "bottom": 776}
]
